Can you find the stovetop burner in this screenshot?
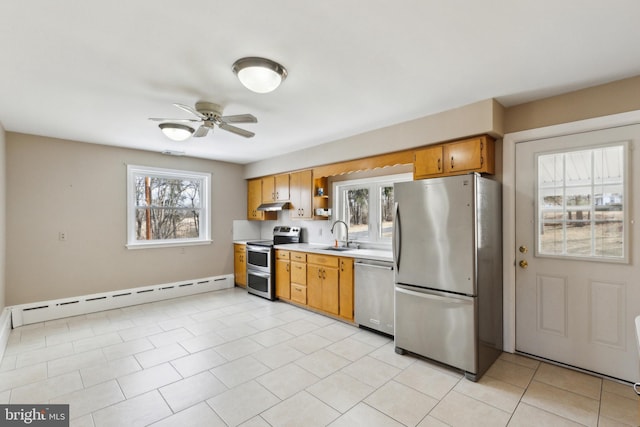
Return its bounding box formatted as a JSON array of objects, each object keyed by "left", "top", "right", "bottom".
[{"left": 247, "top": 226, "right": 301, "bottom": 247}]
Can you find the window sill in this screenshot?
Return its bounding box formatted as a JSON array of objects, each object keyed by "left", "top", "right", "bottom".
[{"left": 126, "top": 240, "right": 212, "bottom": 250}]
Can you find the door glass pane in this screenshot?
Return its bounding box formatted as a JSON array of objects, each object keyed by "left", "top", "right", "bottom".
[{"left": 536, "top": 145, "right": 625, "bottom": 260}]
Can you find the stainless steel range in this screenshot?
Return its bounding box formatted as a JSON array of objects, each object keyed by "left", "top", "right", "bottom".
[{"left": 246, "top": 226, "right": 301, "bottom": 300}]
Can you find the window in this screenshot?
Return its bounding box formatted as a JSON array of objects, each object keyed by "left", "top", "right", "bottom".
[
  {"left": 333, "top": 173, "right": 411, "bottom": 245},
  {"left": 536, "top": 143, "right": 627, "bottom": 261},
  {"left": 127, "top": 165, "right": 211, "bottom": 248}
]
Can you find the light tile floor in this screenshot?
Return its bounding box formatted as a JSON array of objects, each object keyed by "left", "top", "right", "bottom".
[{"left": 1, "top": 287, "right": 638, "bottom": 426}]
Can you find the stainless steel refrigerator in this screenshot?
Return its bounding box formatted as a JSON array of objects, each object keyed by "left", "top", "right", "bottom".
[{"left": 393, "top": 173, "right": 502, "bottom": 381}]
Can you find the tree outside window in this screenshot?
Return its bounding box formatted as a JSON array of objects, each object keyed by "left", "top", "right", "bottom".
[{"left": 127, "top": 165, "right": 211, "bottom": 248}]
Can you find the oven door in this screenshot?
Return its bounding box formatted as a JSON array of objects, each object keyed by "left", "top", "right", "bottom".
[
  {"left": 246, "top": 245, "right": 271, "bottom": 272},
  {"left": 247, "top": 269, "right": 273, "bottom": 300}
]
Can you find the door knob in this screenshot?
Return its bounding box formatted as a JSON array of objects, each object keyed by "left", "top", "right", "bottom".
[
  {"left": 519, "top": 260, "right": 528, "bottom": 269},
  {"left": 519, "top": 246, "right": 528, "bottom": 254}
]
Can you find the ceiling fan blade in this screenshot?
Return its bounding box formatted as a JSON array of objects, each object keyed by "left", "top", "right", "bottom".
[
  {"left": 174, "top": 103, "right": 206, "bottom": 119},
  {"left": 220, "top": 114, "right": 257, "bottom": 124},
  {"left": 219, "top": 123, "right": 255, "bottom": 138},
  {"left": 193, "top": 125, "right": 211, "bottom": 137},
  {"left": 148, "top": 117, "right": 200, "bottom": 123}
]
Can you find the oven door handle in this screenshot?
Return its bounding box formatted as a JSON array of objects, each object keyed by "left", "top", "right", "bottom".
[
  {"left": 248, "top": 270, "right": 271, "bottom": 279},
  {"left": 247, "top": 245, "right": 271, "bottom": 254}
]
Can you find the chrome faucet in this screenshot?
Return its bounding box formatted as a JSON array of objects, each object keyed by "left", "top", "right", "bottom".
[{"left": 330, "top": 220, "right": 349, "bottom": 247}]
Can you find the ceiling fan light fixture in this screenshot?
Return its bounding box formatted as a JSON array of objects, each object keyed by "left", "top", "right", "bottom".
[
  {"left": 159, "top": 123, "right": 194, "bottom": 141},
  {"left": 232, "top": 57, "right": 287, "bottom": 93}
]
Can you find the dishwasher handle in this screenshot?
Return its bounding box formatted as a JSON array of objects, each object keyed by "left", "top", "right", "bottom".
[{"left": 354, "top": 261, "right": 393, "bottom": 271}]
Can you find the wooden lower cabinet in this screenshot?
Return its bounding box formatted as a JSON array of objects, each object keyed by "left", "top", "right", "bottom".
[
  {"left": 338, "top": 258, "right": 354, "bottom": 320},
  {"left": 307, "top": 254, "right": 341, "bottom": 316},
  {"left": 275, "top": 250, "right": 290, "bottom": 300},
  {"left": 290, "top": 283, "right": 307, "bottom": 305},
  {"left": 233, "top": 244, "right": 246, "bottom": 288},
  {"left": 273, "top": 250, "right": 355, "bottom": 321},
  {"left": 290, "top": 252, "right": 307, "bottom": 304}
]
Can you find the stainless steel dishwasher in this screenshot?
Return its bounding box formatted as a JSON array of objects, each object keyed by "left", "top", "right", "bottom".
[{"left": 354, "top": 259, "right": 395, "bottom": 335}]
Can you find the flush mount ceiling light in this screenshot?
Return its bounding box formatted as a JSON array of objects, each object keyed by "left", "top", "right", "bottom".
[
  {"left": 232, "top": 57, "right": 288, "bottom": 93},
  {"left": 158, "top": 123, "right": 194, "bottom": 141}
]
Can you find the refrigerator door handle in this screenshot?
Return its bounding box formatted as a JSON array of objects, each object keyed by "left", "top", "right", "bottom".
[{"left": 393, "top": 202, "right": 401, "bottom": 271}]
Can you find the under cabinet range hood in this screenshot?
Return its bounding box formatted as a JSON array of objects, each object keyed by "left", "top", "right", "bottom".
[{"left": 257, "top": 202, "right": 290, "bottom": 211}]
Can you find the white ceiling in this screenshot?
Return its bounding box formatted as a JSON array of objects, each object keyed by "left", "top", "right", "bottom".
[{"left": 1, "top": 1, "right": 640, "bottom": 164}]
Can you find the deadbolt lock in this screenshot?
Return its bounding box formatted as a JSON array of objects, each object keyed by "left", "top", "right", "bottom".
[
  {"left": 519, "top": 246, "right": 528, "bottom": 254},
  {"left": 519, "top": 260, "right": 528, "bottom": 269}
]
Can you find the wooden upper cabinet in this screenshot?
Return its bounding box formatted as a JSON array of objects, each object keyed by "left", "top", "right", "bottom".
[
  {"left": 414, "top": 135, "right": 495, "bottom": 179},
  {"left": 247, "top": 178, "right": 276, "bottom": 221},
  {"left": 289, "top": 170, "right": 313, "bottom": 219},
  {"left": 247, "top": 179, "right": 262, "bottom": 220},
  {"left": 414, "top": 145, "right": 444, "bottom": 178},
  {"left": 262, "top": 174, "right": 290, "bottom": 202}
]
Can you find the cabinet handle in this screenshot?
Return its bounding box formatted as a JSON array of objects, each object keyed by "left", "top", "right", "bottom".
[
  {"left": 275, "top": 191, "right": 279, "bottom": 199},
  {"left": 451, "top": 156, "right": 454, "bottom": 169},
  {"left": 286, "top": 264, "right": 290, "bottom": 272},
  {"left": 318, "top": 269, "right": 322, "bottom": 278},
  {"left": 437, "top": 158, "right": 441, "bottom": 171},
  {"left": 480, "top": 141, "right": 484, "bottom": 167}
]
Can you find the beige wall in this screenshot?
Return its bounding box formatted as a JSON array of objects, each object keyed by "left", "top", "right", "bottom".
[
  {"left": 505, "top": 75, "right": 640, "bottom": 133},
  {"left": 6, "top": 133, "right": 246, "bottom": 305},
  {"left": 245, "top": 99, "right": 505, "bottom": 179},
  {"left": 0, "top": 124, "right": 5, "bottom": 310}
]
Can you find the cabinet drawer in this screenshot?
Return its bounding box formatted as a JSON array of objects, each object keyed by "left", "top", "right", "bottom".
[
  {"left": 291, "top": 252, "right": 307, "bottom": 262},
  {"left": 291, "top": 283, "right": 307, "bottom": 304},
  {"left": 307, "top": 253, "right": 339, "bottom": 268},
  {"left": 276, "top": 250, "right": 290, "bottom": 260},
  {"left": 234, "top": 244, "right": 246, "bottom": 254},
  {"left": 290, "top": 261, "right": 307, "bottom": 285}
]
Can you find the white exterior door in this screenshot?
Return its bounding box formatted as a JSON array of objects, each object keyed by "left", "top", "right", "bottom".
[{"left": 515, "top": 124, "right": 640, "bottom": 382}]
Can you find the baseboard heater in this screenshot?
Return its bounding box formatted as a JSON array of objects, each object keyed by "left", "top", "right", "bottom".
[{"left": 10, "top": 274, "right": 234, "bottom": 328}]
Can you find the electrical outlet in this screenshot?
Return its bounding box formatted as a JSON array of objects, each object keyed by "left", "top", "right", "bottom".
[
  {"left": 318, "top": 228, "right": 323, "bottom": 236},
  {"left": 58, "top": 232, "right": 67, "bottom": 241}
]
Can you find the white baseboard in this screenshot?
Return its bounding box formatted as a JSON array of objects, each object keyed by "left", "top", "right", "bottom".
[
  {"left": 0, "top": 308, "right": 12, "bottom": 362},
  {"left": 10, "top": 274, "right": 234, "bottom": 328}
]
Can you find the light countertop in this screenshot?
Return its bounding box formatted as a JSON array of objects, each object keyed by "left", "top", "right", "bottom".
[{"left": 273, "top": 243, "right": 393, "bottom": 262}]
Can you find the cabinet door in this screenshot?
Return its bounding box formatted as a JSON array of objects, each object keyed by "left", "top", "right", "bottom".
[
  {"left": 307, "top": 264, "right": 323, "bottom": 310},
  {"left": 275, "top": 174, "right": 290, "bottom": 201},
  {"left": 444, "top": 137, "right": 485, "bottom": 174},
  {"left": 262, "top": 176, "right": 276, "bottom": 203},
  {"left": 414, "top": 145, "right": 444, "bottom": 179},
  {"left": 322, "top": 266, "right": 340, "bottom": 315},
  {"left": 247, "top": 179, "right": 276, "bottom": 221},
  {"left": 339, "top": 258, "right": 354, "bottom": 320},
  {"left": 290, "top": 170, "right": 313, "bottom": 219},
  {"left": 290, "top": 283, "right": 307, "bottom": 305},
  {"left": 233, "top": 244, "right": 246, "bottom": 287},
  {"left": 247, "top": 179, "right": 263, "bottom": 220},
  {"left": 275, "top": 259, "right": 290, "bottom": 299},
  {"left": 290, "top": 261, "right": 307, "bottom": 285}
]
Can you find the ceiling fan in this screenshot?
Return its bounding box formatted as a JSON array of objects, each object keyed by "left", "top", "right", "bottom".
[{"left": 149, "top": 102, "right": 257, "bottom": 139}]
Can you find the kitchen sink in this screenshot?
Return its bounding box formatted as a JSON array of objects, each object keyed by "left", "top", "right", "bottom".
[{"left": 323, "top": 246, "right": 353, "bottom": 252}]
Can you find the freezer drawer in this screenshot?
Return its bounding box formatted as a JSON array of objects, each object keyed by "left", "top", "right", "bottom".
[{"left": 394, "top": 284, "right": 477, "bottom": 375}]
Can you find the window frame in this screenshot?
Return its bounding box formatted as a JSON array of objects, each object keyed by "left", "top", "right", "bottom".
[
  {"left": 534, "top": 141, "right": 629, "bottom": 263},
  {"left": 126, "top": 164, "right": 211, "bottom": 249},
  {"left": 332, "top": 173, "right": 412, "bottom": 247}
]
